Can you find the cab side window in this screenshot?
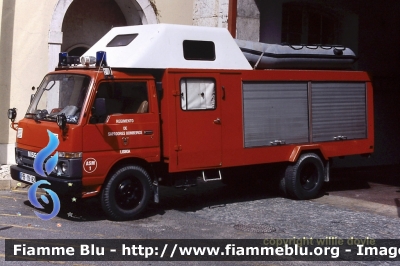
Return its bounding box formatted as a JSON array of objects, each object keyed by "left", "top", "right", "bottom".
[
  {"left": 119, "top": 82, "right": 149, "bottom": 114},
  {"left": 94, "top": 81, "right": 148, "bottom": 123}
]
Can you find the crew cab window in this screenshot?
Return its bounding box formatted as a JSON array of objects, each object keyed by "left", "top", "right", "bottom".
[
  {"left": 94, "top": 81, "right": 148, "bottom": 123},
  {"left": 183, "top": 40, "right": 216, "bottom": 61},
  {"left": 107, "top": 34, "right": 138, "bottom": 47},
  {"left": 180, "top": 78, "right": 216, "bottom": 110}
]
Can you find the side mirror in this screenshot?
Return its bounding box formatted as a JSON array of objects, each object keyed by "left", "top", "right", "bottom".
[
  {"left": 7, "top": 108, "right": 17, "bottom": 121},
  {"left": 93, "top": 98, "right": 106, "bottom": 116},
  {"left": 56, "top": 113, "right": 67, "bottom": 130}
]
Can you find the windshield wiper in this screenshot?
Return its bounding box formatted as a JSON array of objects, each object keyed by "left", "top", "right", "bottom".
[
  {"left": 25, "top": 112, "right": 38, "bottom": 116},
  {"left": 25, "top": 110, "right": 54, "bottom": 122},
  {"left": 43, "top": 115, "right": 56, "bottom": 121},
  {"left": 25, "top": 112, "right": 41, "bottom": 123}
]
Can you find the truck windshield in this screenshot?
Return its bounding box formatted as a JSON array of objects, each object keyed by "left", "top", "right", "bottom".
[{"left": 26, "top": 74, "right": 91, "bottom": 124}]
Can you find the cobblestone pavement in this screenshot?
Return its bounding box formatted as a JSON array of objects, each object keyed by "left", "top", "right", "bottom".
[
  {"left": 158, "top": 181, "right": 400, "bottom": 240},
  {"left": 1, "top": 168, "right": 400, "bottom": 265},
  {"left": 188, "top": 197, "right": 400, "bottom": 239}
]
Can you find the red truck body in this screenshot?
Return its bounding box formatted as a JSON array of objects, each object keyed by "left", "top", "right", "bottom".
[{"left": 9, "top": 24, "right": 374, "bottom": 220}]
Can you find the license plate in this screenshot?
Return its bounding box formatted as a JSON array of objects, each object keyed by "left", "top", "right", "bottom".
[{"left": 20, "top": 172, "right": 36, "bottom": 184}]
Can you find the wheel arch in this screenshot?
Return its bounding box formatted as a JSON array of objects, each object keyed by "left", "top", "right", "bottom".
[
  {"left": 100, "top": 162, "right": 154, "bottom": 220},
  {"left": 289, "top": 146, "right": 328, "bottom": 163},
  {"left": 102, "top": 157, "right": 155, "bottom": 192},
  {"left": 289, "top": 147, "right": 330, "bottom": 182}
]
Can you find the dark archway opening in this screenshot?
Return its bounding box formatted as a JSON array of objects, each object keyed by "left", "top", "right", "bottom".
[
  {"left": 68, "top": 47, "right": 89, "bottom": 57},
  {"left": 61, "top": 0, "right": 128, "bottom": 53}
]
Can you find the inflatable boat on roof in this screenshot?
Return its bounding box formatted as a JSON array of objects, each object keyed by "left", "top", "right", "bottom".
[{"left": 235, "top": 39, "right": 357, "bottom": 70}]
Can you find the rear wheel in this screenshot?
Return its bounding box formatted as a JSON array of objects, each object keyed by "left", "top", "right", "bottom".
[
  {"left": 278, "top": 174, "right": 287, "bottom": 197},
  {"left": 284, "top": 153, "right": 325, "bottom": 200},
  {"left": 101, "top": 165, "right": 152, "bottom": 220}
]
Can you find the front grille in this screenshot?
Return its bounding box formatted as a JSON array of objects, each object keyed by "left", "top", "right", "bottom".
[
  {"left": 21, "top": 156, "right": 34, "bottom": 169},
  {"left": 16, "top": 148, "right": 43, "bottom": 170},
  {"left": 16, "top": 148, "right": 83, "bottom": 179}
]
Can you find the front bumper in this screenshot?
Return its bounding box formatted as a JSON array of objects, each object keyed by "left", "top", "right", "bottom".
[{"left": 10, "top": 165, "right": 82, "bottom": 197}]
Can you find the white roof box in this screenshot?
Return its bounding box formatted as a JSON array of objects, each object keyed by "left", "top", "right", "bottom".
[{"left": 82, "top": 24, "right": 252, "bottom": 70}]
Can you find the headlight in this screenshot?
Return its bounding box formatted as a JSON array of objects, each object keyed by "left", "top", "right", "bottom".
[
  {"left": 56, "top": 161, "right": 69, "bottom": 176},
  {"left": 54, "top": 153, "right": 81, "bottom": 177},
  {"left": 61, "top": 162, "right": 68, "bottom": 173}
]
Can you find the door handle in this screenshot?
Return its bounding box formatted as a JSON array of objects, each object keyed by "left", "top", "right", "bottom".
[{"left": 213, "top": 118, "right": 221, "bottom": 125}]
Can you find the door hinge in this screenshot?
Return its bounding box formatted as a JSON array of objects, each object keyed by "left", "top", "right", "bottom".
[{"left": 174, "top": 145, "right": 182, "bottom": 151}]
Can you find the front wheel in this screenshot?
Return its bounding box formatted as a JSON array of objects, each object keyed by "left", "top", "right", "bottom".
[
  {"left": 101, "top": 165, "right": 152, "bottom": 220},
  {"left": 284, "top": 153, "right": 325, "bottom": 200}
]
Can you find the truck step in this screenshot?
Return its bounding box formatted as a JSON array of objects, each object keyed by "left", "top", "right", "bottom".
[{"left": 202, "top": 170, "right": 222, "bottom": 182}]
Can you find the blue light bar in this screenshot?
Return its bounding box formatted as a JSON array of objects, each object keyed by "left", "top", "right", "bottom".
[
  {"left": 96, "top": 51, "right": 107, "bottom": 67},
  {"left": 58, "top": 52, "right": 68, "bottom": 66}
]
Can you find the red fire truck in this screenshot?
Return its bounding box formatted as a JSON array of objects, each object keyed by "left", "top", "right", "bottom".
[{"left": 8, "top": 24, "right": 374, "bottom": 220}]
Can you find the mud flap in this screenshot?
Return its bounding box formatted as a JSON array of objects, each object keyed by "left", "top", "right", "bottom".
[
  {"left": 324, "top": 160, "right": 330, "bottom": 182},
  {"left": 153, "top": 179, "right": 159, "bottom": 203}
]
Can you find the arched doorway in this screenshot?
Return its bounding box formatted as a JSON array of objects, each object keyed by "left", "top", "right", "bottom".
[
  {"left": 48, "top": 0, "right": 157, "bottom": 69},
  {"left": 66, "top": 44, "right": 91, "bottom": 57},
  {"left": 61, "top": 0, "right": 128, "bottom": 56}
]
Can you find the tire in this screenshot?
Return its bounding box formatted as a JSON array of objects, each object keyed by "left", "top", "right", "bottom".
[
  {"left": 269, "top": 164, "right": 288, "bottom": 197},
  {"left": 284, "top": 153, "right": 325, "bottom": 200},
  {"left": 278, "top": 174, "right": 287, "bottom": 197},
  {"left": 101, "top": 165, "right": 152, "bottom": 220}
]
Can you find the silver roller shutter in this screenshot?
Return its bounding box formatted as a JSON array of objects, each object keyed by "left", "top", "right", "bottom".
[
  {"left": 243, "top": 82, "right": 309, "bottom": 147},
  {"left": 311, "top": 82, "right": 367, "bottom": 142}
]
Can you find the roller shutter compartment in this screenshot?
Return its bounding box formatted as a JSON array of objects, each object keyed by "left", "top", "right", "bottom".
[
  {"left": 311, "top": 82, "right": 367, "bottom": 142},
  {"left": 243, "top": 82, "right": 309, "bottom": 148}
]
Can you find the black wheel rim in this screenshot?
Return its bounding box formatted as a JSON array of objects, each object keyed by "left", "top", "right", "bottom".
[
  {"left": 299, "top": 162, "right": 318, "bottom": 190},
  {"left": 115, "top": 176, "right": 143, "bottom": 210}
]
